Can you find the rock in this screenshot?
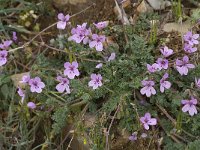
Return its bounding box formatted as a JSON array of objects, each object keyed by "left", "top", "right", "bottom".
[
  {"left": 146, "top": 0, "right": 171, "bottom": 10},
  {"left": 137, "top": 0, "right": 153, "bottom": 13},
  {"left": 114, "top": 0, "right": 130, "bottom": 25},
  {"left": 163, "top": 22, "right": 193, "bottom": 34}
]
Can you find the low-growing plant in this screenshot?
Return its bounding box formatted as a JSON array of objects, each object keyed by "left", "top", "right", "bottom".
[{"left": 0, "top": 3, "right": 200, "bottom": 150}]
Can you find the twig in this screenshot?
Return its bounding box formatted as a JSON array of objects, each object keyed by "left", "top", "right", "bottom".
[
  {"left": 156, "top": 103, "right": 176, "bottom": 125},
  {"left": 8, "top": 3, "right": 95, "bottom": 53},
  {"left": 67, "top": 133, "right": 75, "bottom": 150},
  {"left": 105, "top": 103, "right": 120, "bottom": 150}
]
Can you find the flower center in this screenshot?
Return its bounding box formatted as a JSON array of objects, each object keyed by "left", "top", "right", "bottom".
[
  {"left": 69, "top": 66, "right": 74, "bottom": 71},
  {"left": 32, "top": 81, "right": 38, "bottom": 87}
]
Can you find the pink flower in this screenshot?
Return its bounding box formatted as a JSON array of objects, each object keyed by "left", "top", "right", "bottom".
[
  {"left": 29, "top": 77, "right": 45, "bottom": 93},
  {"left": 183, "top": 31, "right": 199, "bottom": 46},
  {"left": 95, "top": 63, "right": 103, "bottom": 69},
  {"left": 129, "top": 132, "right": 137, "bottom": 141},
  {"left": 64, "top": 61, "right": 80, "bottom": 79},
  {"left": 12, "top": 32, "right": 17, "bottom": 42},
  {"left": 181, "top": 97, "right": 198, "bottom": 116},
  {"left": 140, "top": 80, "right": 156, "bottom": 97},
  {"left": 27, "top": 102, "right": 36, "bottom": 109},
  {"left": 147, "top": 63, "right": 160, "bottom": 73},
  {"left": 93, "top": 21, "right": 109, "bottom": 30},
  {"left": 88, "top": 74, "right": 102, "bottom": 89},
  {"left": 89, "top": 34, "right": 106, "bottom": 51},
  {"left": 108, "top": 53, "right": 116, "bottom": 61},
  {"left": 56, "top": 76, "right": 70, "bottom": 93},
  {"left": 68, "top": 23, "right": 91, "bottom": 44},
  {"left": 57, "top": 13, "right": 70, "bottom": 29},
  {"left": 160, "top": 73, "right": 171, "bottom": 93},
  {"left": 20, "top": 74, "right": 30, "bottom": 83},
  {"left": 0, "top": 50, "right": 8, "bottom": 66},
  {"left": 195, "top": 78, "right": 200, "bottom": 88},
  {"left": 0, "top": 40, "right": 12, "bottom": 50},
  {"left": 184, "top": 43, "right": 197, "bottom": 53},
  {"left": 140, "top": 113, "right": 157, "bottom": 130},
  {"left": 17, "top": 87, "right": 25, "bottom": 103},
  {"left": 160, "top": 46, "right": 173, "bottom": 57},
  {"left": 156, "top": 58, "right": 168, "bottom": 70},
  {"left": 176, "top": 55, "right": 195, "bottom": 76}
]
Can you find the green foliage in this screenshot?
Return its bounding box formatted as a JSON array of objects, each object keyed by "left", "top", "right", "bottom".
[
  {"left": 190, "top": 9, "right": 200, "bottom": 23},
  {"left": 1, "top": 4, "right": 200, "bottom": 149},
  {"left": 51, "top": 106, "right": 68, "bottom": 134},
  {"left": 187, "top": 140, "right": 200, "bottom": 150}
]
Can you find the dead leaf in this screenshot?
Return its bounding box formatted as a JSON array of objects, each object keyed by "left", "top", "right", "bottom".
[
  {"left": 114, "top": 0, "right": 130, "bottom": 25},
  {"left": 137, "top": 0, "right": 153, "bottom": 13},
  {"left": 163, "top": 22, "right": 193, "bottom": 34}
]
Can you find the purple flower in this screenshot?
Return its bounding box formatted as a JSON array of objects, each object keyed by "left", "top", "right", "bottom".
[
  {"left": 93, "top": 21, "right": 109, "bottom": 30},
  {"left": 64, "top": 61, "right": 80, "bottom": 79},
  {"left": 160, "top": 46, "right": 173, "bottom": 57},
  {"left": 68, "top": 23, "right": 91, "bottom": 44},
  {"left": 195, "top": 78, "right": 200, "bottom": 88},
  {"left": 0, "top": 40, "right": 12, "bottom": 49},
  {"left": 88, "top": 74, "right": 103, "bottom": 89},
  {"left": 57, "top": 13, "right": 70, "bottom": 29},
  {"left": 176, "top": 55, "right": 195, "bottom": 76},
  {"left": 156, "top": 58, "right": 168, "bottom": 70},
  {"left": 20, "top": 74, "right": 30, "bottom": 83},
  {"left": 140, "top": 80, "right": 156, "bottom": 97},
  {"left": 29, "top": 77, "right": 45, "bottom": 93},
  {"left": 12, "top": 32, "right": 17, "bottom": 42},
  {"left": 95, "top": 63, "right": 103, "bottom": 69},
  {"left": 89, "top": 34, "right": 106, "bottom": 51},
  {"left": 160, "top": 73, "right": 171, "bottom": 93},
  {"left": 27, "top": 102, "right": 36, "bottom": 109},
  {"left": 0, "top": 50, "right": 8, "bottom": 66},
  {"left": 17, "top": 87, "right": 25, "bottom": 103},
  {"left": 181, "top": 97, "right": 198, "bottom": 116},
  {"left": 183, "top": 31, "right": 199, "bottom": 46},
  {"left": 129, "top": 132, "right": 137, "bottom": 141},
  {"left": 56, "top": 76, "right": 70, "bottom": 93},
  {"left": 147, "top": 63, "right": 160, "bottom": 73},
  {"left": 184, "top": 43, "right": 197, "bottom": 53},
  {"left": 140, "top": 113, "right": 157, "bottom": 130},
  {"left": 108, "top": 53, "right": 116, "bottom": 61}
]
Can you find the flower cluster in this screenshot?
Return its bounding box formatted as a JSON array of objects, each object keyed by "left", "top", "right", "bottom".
[
  {"left": 183, "top": 31, "right": 199, "bottom": 53},
  {"left": 147, "top": 46, "right": 173, "bottom": 73},
  {"left": 19, "top": 74, "right": 45, "bottom": 93},
  {"left": 141, "top": 31, "right": 199, "bottom": 119},
  {"left": 141, "top": 46, "right": 173, "bottom": 97},
  {"left": 59, "top": 13, "right": 108, "bottom": 52},
  {"left": 59, "top": 61, "right": 103, "bottom": 91},
  {"left": 0, "top": 40, "right": 12, "bottom": 66},
  {"left": 68, "top": 23, "right": 91, "bottom": 44},
  {"left": 56, "top": 14, "right": 109, "bottom": 90}
]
